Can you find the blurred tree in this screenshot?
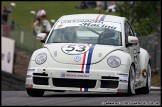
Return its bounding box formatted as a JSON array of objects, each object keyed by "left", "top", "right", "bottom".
[{"left": 116, "top": 1, "right": 161, "bottom": 36}]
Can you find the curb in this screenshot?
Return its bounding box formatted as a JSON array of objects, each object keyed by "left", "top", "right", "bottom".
[{"left": 151, "top": 86, "right": 161, "bottom": 91}]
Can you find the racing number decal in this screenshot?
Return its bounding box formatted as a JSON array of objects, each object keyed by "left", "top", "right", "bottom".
[
  {"left": 65, "top": 45, "right": 87, "bottom": 52},
  {"left": 76, "top": 45, "right": 87, "bottom": 52},
  {"left": 62, "top": 44, "right": 90, "bottom": 55}
]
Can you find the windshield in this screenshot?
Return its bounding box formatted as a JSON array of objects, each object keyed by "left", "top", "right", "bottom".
[{"left": 47, "top": 20, "right": 122, "bottom": 46}]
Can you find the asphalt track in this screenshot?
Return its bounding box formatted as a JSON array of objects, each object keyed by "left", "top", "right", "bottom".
[{"left": 2, "top": 90, "right": 161, "bottom": 106}]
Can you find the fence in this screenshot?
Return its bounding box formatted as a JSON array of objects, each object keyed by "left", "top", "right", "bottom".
[
  {"left": 1, "top": 24, "right": 42, "bottom": 53},
  {"left": 1, "top": 24, "right": 161, "bottom": 72},
  {"left": 138, "top": 33, "right": 161, "bottom": 73}
]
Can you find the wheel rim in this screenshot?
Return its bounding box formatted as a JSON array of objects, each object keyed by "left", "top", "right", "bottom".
[
  {"left": 147, "top": 64, "right": 151, "bottom": 90},
  {"left": 130, "top": 66, "right": 135, "bottom": 93}
]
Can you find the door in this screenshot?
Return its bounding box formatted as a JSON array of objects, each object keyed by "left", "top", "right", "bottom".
[{"left": 125, "top": 21, "right": 140, "bottom": 78}]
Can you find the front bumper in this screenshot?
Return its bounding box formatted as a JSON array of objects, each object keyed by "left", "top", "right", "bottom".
[{"left": 25, "top": 66, "right": 129, "bottom": 93}]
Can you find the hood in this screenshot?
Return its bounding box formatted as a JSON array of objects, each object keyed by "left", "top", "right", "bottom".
[{"left": 44, "top": 43, "right": 123, "bottom": 65}]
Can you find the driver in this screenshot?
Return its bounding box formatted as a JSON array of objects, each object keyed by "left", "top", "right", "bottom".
[{"left": 99, "top": 29, "right": 118, "bottom": 45}]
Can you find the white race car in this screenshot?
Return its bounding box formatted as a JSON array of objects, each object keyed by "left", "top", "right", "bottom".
[{"left": 25, "top": 14, "right": 151, "bottom": 97}]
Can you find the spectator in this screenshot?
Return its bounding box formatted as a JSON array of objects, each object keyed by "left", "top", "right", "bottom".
[
  {"left": 41, "top": 16, "right": 51, "bottom": 35},
  {"left": 86, "top": 1, "right": 96, "bottom": 8},
  {"left": 95, "top": 1, "right": 104, "bottom": 10},
  {"left": 33, "top": 17, "right": 42, "bottom": 36},
  {"left": 105, "top": 1, "right": 117, "bottom": 13},
  {"left": 50, "top": 19, "right": 55, "bottom": 26},
  {"left": 36, "top": 8, "right": 47, "bottom": 19},
  {"left": 76, "top": 1, "right": 87, "bottom": 9},
  {"left": 2, "top": 3, "right": 16, "bottom": 25},
  {"left": 103, "top": 1, "right": 108, "bottom": 10},
  {"left": 7, "top": 2, "right": 16, "bottom": 13},
  {"left": 2, "top": 6, "right": 9, "bottom": 24},
  {"left": 10, "top": 20, "right": 15, "bottom": 31}
]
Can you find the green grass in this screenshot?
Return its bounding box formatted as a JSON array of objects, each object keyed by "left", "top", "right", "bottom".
[
  {"left": 2, "top": 1, "right": 114, "bottom": 53},
  {"left": 2, "top": 1, "right": 109, "bottom": 32}
]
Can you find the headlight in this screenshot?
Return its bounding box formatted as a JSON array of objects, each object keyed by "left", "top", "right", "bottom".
[
  {"left": 107, "top": 56, "right": 121, "bottom": 68},
  {"left": 35, "top": 53, "right": 47, "bottom": 65}
]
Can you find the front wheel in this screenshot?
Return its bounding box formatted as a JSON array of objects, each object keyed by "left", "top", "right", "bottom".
[
  {"left": 26, "top": 89, "right": 45, "bottom": 97},
  {"left": 126, "top": 65, "right": 135, "bottom": 96},
  {"left": 135, "top": 63, "right": 151, "bottom": 94}
]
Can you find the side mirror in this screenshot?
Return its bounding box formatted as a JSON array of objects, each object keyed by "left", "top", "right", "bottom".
[
  {"left": 128, "top": 36, "right": 138, "bottom": 44},
  {"left": 36, "top": 33, "right": 47, "bottom": 43}
]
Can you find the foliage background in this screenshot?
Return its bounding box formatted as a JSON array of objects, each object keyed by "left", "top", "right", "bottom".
[{"left": 1, "top": 1, "right": 161, "bottom": 52}]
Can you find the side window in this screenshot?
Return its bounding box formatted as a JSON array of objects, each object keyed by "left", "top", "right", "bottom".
[
  {"left": 125, "top": 21, "right": 135, "bottom": 46},
  {"left": 125, "top": 23, "right": 129, "bottom": 44},
  {"left": 126, "top": 21, "right": 135, "bottom": 36}
]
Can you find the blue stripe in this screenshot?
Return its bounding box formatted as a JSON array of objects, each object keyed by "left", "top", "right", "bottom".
[
  {"left": 84, "top": 88, "right": 88, "bottom": 92},
  {"left": 100, "top": 15, "right": 106, "bottom": 21},
  {"left": 85, "top": 44, "right": 95, "bottom": 73}
]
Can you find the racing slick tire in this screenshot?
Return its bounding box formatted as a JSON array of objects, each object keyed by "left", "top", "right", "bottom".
[
  {"left": 126, "top": 65, "right": 135, "bottom": 96},
  {"left": 135, "top": 63, "right": 151, "bottom": 94},
  {"left": 26, "top": 89, "right": 45, "bottom": 97}
]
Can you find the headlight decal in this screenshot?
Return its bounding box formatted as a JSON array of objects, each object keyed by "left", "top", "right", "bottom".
[
  {"left": 35, "top": 53, "right": 47, "bottom": 65},
  {"left": 107, "top": 56, "right": 121, "bottom": 68}
]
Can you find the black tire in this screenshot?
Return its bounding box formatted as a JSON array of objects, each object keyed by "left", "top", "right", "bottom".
[
  {"left": 135, "top": 63, "right": 151, "bottom": 94},
  {"left": 26, "top": 89, "right": 45, "bottom": 97},
  {"left": 126, "top": 65, "right": 135, "bottom": 96}
]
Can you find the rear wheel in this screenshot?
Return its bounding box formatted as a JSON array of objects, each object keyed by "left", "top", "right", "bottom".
[
  {"left": 26, "top": 89, "right": 45, "bottom": 97},
  {"left": 127, "top": 65, "right": 135, "bottom": 96},
  {"left": 135, "top": 63, "right": 151, "bottom": 94}
]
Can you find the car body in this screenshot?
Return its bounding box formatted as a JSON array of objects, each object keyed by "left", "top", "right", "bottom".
[{"left": 25, "top": 14, "right": 151, "bottom": 96}]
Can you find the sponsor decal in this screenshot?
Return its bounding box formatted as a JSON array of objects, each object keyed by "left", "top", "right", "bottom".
[
  {"left": 79, "top": 23, "right": 117, "bottom": 30},
  {"left": 55, "top": 16, "right": 121, "bottom": 32},
  {"left": 119, "top": 79, "right": 128, "bottom": 83},
  {"left": 26, "top": 75, "right": 32, "bottom": 78},
  {"left": 58, "top": 24, "right": 63, "bottom": 28},
  {"left": 7, "top": 52, "right": 11, "bottom": 63},
  {"left": 60, "top": 19, "right": 104, "bottom": 24},
  {"left": 27, "top": 68, "right": 37, "bottom": 75},
  {"left": 119, "top": 77, "right": 128, "bottom": 84},
  {"left": 116, "top": 73, "right": 129, "bottom": 76},
  {"left": 116, "top": 73, "right": 129, "bottom": 84},
  {"left": 61, "top": 73, "right": 89, "bottom": 78}
]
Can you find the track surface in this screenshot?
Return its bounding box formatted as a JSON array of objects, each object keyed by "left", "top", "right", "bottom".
[{"left": 2, "top": 91, "right": 161, "bottom": 106}]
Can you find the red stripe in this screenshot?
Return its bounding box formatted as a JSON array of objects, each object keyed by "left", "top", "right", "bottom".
[
  {"left": 80, "top": 88, "right": 82, "bottom": 92},
  {"left": 81, "top": 52, "right": 86, "bottom": 72},
  {"left": 96, "top": 15, "right": 101, "bottom": 20}
]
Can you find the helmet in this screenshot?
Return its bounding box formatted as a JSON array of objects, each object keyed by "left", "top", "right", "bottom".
[{"left": 103, "top": 29, "right": 115, "bottom": 38}]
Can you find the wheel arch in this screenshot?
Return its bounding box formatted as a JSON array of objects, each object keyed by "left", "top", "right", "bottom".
[{"left": 139, "top": 48, "right": 150, "bottom": 70}]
